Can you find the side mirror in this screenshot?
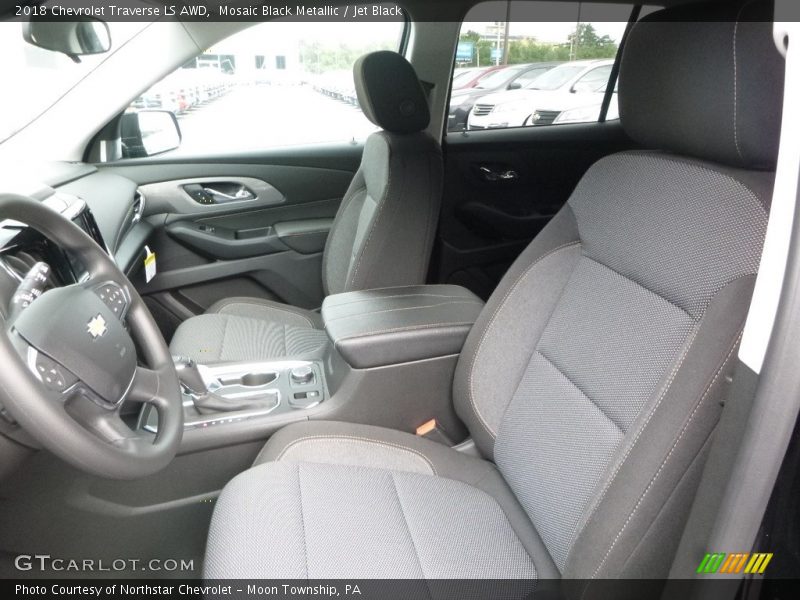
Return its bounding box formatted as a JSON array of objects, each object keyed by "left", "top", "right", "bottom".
[
  {"left": 23, "top": 19, "right": 111, "bottom": 62},
  {"left": 507, "top": 82, "right": 522, "bottom": 91},
  {"left": 120, "top": 111, "right": 182, "bottom": 159}
]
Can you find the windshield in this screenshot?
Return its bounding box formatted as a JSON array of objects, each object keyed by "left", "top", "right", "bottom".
[
  {"left": 452, "top": 69, "right": 479, "bottom": 86},
  {"left": 475, "top": 66, "right": 522, "bottom": 89},
  {"left": 526, "top": 64, "right": 585, "bottom": 90},
  {"left": 0, "top": 21, "right": 147, "bottom": 144}
]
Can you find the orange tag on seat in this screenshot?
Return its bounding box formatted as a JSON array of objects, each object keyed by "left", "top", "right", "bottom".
[{"left": 416, "top": 419, "right": 437, "bottom": 436}]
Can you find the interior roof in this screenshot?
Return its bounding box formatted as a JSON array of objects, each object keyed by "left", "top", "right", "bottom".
[{"left": 374, "top": 0, "right": 712, "bottom": 21}]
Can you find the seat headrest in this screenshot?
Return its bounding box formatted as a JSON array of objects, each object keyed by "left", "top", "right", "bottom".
[
  {"left": 353, "top": 51, "right": 430, "bottom": 134},
  {"left": 619, "top": 1, "right": 784, "bottom": 170}
]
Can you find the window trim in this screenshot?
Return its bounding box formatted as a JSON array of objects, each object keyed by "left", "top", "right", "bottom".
[
  {"left": 599, "top": 4, "right": 641, "bottom": 122},
  {"left": 445, "top": 2, "right": 645, "bottom": 137}
]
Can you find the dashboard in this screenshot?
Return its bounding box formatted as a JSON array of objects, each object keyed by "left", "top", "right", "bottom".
[{"left": 0, "top": 163, "right": 150, "bottom": 318}]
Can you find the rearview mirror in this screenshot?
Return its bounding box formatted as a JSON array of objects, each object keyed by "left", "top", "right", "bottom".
[
  {"left": 507, "top": 82, "right": 522, "bottom": 90},
  {"left": 23, "top": 19, "right": 111, "bottom": 61},
  {"left": 120, "top": 111, "right": 182, "bottom": 159}
]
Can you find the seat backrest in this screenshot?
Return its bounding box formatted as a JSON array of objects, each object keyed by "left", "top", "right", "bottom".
[
  {"left": 452, "top": 0, "right": 784, "bottom": 582},
  {"left": 322, "top": 51, "right": 442, "bottom": 295}
]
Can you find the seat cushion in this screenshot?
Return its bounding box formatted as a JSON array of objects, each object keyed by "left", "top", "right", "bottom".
[
  {"left": 169, "top": 297, "right": 327, "bottom": 364},
  {"left": 208, "top": 297, "right": 324, "bottom": 329},
  {"left": 255, "top": 420, "right": 495, "bottom": 478},
  {"left": 205, "top": 461, "right": 538, "bottom": 579},
  {"left": 206, "top": 421, "right": 559, "bottom": 579}
]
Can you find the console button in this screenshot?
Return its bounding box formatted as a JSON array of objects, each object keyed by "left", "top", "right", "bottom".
[
  {"left": 95, "top": 283, "right": 128, "bottom": 317},
  {"left": 290, "top": 390, "right": 320, "bottom": 409},
  {"left": 290, "top": 365, "right": 314, "bottom": 385},
  {"left": 34, "top": 352, "right": 78, "bottom": 393}
]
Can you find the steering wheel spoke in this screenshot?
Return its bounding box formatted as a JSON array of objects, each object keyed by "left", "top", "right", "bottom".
[
  {"left": 64, "top": 393, "right": 139, "bottom": 446},
  {"left": 79, "top": 277, "right": 131, "bottom": 323},
  {"left": 21, "top": 343, "right": 80, "bottom": 397},
  {"left": 126, "top": 365, "right": 173, "bottom": 408}
]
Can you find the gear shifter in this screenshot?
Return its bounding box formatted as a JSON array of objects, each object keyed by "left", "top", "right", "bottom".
[
  {"left": 172, "top": 355, "right": 276, "bottom": 415},
  {"left": 172, "top": 355, "right": 207, "bottom": 394}
]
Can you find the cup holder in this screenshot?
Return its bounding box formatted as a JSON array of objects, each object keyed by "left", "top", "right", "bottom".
[
  {"left": 218, "top": 372, "right": 278, "bottom": 387},
  {"left": 240, "top": 372, "right": 278, "bottom": 387}
]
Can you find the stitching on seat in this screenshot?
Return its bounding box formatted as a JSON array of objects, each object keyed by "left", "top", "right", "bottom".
[
  {"left": 732, "top": 19, "right": 743, "bottom": 161},
  {"left": 275, "top": 435, "right": 438, "bottom": 475},
  {"left": 585, "top": 329, "right": 743, "bottom": 584},
  {"left": 390, "top": 473, "right": 431, "bottom": 586},
  {"left": 221, "top": 300, "right": 317, "bottom": 329},
  {"left": 335, "top": 322, "right": 475, "bottom": 343},
  {"left": 567, "top": 321, "right": 701, "bottom": 565},
  {"left": 468, "top": 241, "right": 581, "bottom": 439},
  {"left": 418, "top": 149, "right": 439, "bottom": 286},
  {"left": 732, "top": 3, "right": 751, "bottom": 163},
  {"left": 536, "top": 350, "right": 625, "bottom": 433},
  {"left": 324, "top": 292, "right": 477, "bottom": 309},
  {"left": 331, "top": 283, "right": 468, "bottom": 294},
  {"left": 323, "top": 184, "right": 365, "bottom": 293},
  {"left": 585, "top": 255, "right": 692, "bottom": 318},
  {"left": 296, "top": 464, "right": 310, "bottom": 578},
  {"left": 348, "top": 135, "right": 393, "bottom": 291},
  {"left": 326, "top": 300, "right": 483, "bottom": 322},
  {"left": 617, "top": 428, "right": 716, "bottom": 576}
]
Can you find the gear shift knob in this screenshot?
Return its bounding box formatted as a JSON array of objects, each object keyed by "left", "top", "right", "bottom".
[{"left": 172, "top": 355, "right": 207, "bottom": 394}]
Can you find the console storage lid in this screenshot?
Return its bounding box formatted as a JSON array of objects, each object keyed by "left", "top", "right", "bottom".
[{"left": 322, "top": 285, "right": 484, "bottom": 369}]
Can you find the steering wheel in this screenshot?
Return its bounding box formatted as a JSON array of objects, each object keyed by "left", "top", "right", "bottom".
[{"left": 0, "top": 194, "right": 183, "bottom": 479}]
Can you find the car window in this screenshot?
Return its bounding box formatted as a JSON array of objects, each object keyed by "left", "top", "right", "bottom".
[
  {"left": 514, "top": 67, "right": 551, "bottom": 87},
  {"left": 115, "top": 18, "right": 405, "bottom": 159},
  {"left": 526, "top": 64, "right": 586, "bottom": 90},
  {"left": 448, "top": 1, "right": 633, "bottom": 132},
  {"left": 453, "top": 69, "right": 479, "bottom": 86},
  {"left": 572, "top": 65, "right": 613, "bottom": 92},
  {"left": 473, "top": 66, "right": 524, "bottom": 89}
]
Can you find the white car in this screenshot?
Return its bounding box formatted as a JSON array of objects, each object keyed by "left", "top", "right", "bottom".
[{"left": 467, "top": 59, "right": 615, "bottom": 129}]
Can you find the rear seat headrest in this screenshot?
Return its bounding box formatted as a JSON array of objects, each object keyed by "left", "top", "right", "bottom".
[{"left": 353, "top": 51, "right": 430, "bottom": 134}]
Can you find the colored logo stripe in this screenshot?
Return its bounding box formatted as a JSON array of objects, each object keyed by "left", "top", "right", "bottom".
[
  {"left": 697, "top": 553, "right": 726, "bottom": 574},
  {"left": 696, "top": 552, "right": 773, "bottom": 574},
  {"left": 745, "top": 553, "right": 773, "bottom": 574}
]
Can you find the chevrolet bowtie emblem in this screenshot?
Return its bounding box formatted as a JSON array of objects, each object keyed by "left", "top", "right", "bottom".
[{"left": 87, "top": 314, "right": 108, "bottom": 339}]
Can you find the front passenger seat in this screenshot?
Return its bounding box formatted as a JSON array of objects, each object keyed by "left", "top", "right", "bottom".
[
  {"left": 170, "top": 51, "right": 442, "bottom": 364},
  {"left": 203, "top": 2, "right": 783, "bottom": 585}
]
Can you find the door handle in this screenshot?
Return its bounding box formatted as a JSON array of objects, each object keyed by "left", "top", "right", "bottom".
[
  {"left": 183, "top": 182, "right": 257, "bottom": 205},
  {"left": 202, "top": 185, "right": 255, "bottom": 202},
  {"left": 477, "top": 165, "right": 519, "bottom": 182}
]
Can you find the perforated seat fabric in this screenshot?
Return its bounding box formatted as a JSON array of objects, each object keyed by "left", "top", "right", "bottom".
[
  {"left": 169, "top": 297, "right": 328, "bottom": 363},
  {"left": 205, "top": 3, "right": 784, "bottom": 585},
  {"left": 208, "top": 421, "right": 558, "bottom": 579},
  {"left": 206, "top": 296, "right": 323, "bottom": 329},
  {"left": 206, "top": 461, "right": 539, "bottom": 579},
  {"left": 170, "top": 51, "right": 442, "bottom": 364}
]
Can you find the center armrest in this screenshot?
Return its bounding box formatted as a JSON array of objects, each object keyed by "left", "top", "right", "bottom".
[{"left": 322, "top": 285, "right": 485, "bottom": 369}]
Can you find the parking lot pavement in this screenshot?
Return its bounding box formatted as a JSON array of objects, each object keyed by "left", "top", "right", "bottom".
[{"left": 172, "top": 85, "right": 379, "bottom": 155}]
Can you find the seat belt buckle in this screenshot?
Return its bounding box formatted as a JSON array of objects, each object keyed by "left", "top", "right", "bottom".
[{"left": 416, "top": 419, "right": 453, "bottom": 446}]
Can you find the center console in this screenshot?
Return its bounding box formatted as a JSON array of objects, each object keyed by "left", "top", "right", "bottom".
[
  {"left": 140, "top": 359, "right": 327, "bottom": 432},
  {"left": 139, "top": 284, "right": 485, "bottom": 453}
]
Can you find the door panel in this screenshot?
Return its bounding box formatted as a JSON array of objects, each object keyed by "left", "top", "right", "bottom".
[
  {"left": 100, "top": 143, "right": 362, "bottom": 340},
  {"left": 433, "top": 121, "right": 634, "bottom": 299}
]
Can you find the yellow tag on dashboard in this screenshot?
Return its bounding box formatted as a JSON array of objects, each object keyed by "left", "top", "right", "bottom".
[{"left": 144, "top": 246, "right": 157, "bottom": 283}]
